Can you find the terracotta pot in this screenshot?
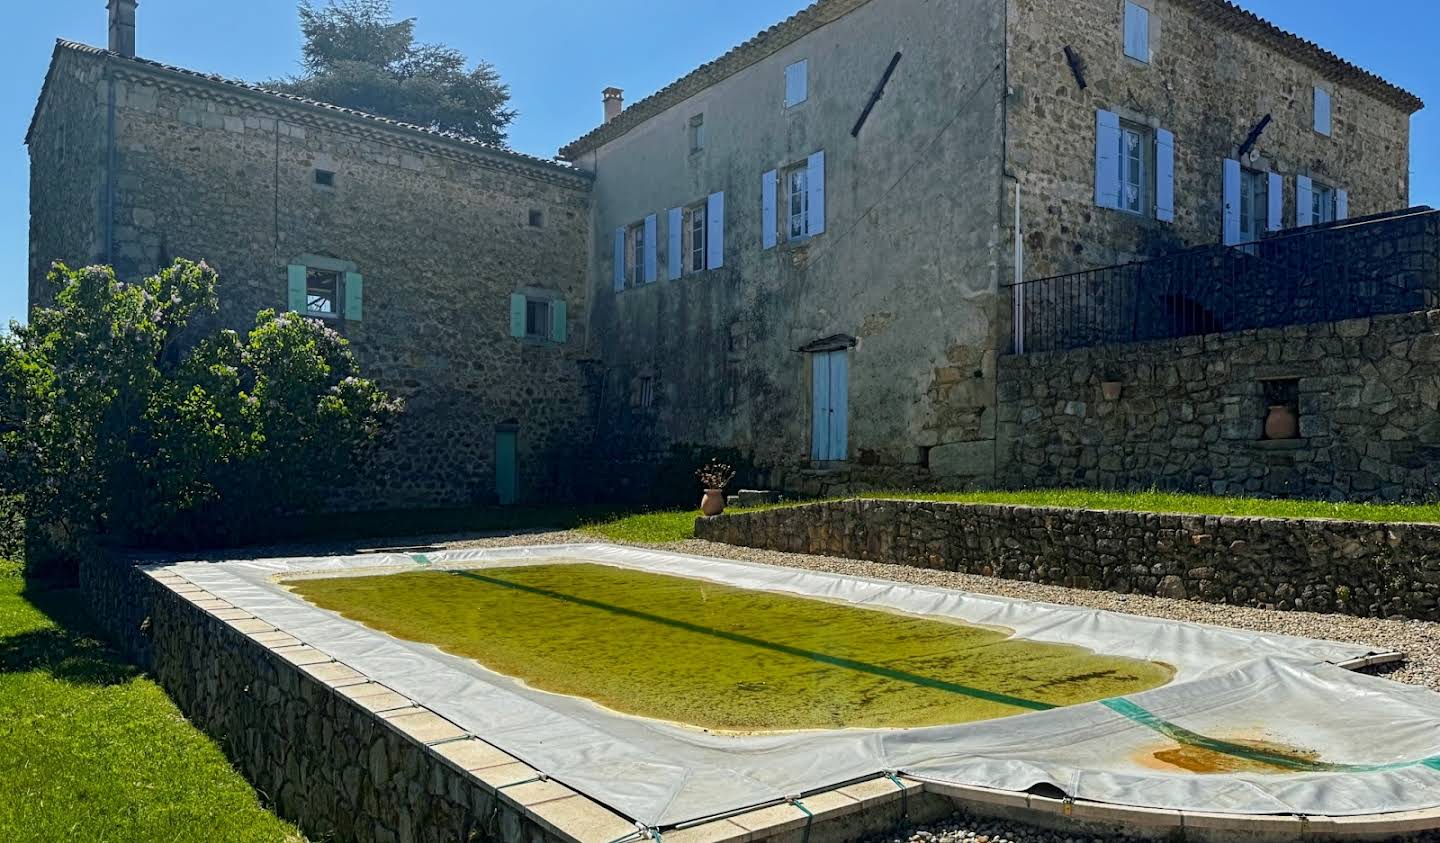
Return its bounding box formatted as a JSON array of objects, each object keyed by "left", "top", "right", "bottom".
[
  {"left": 1264, "top": 404, "right": 1299, "bottom": 440},
  {"left": 1101, "top": 381, "right": 1122, "bottom": 401},
  {"left": 700, "top": 489, "right": 726, "bottom": 517}
]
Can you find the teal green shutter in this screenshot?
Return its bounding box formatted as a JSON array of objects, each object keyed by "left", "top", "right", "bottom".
[
  {"left": 509, "top": 293, "right": 527, "bottom": 338},
  {"left": 343, "top": 272, "right": 363, "bottom": 321},
  {"left": 551, "top": 299, "right": 567, "bottom": 343},
  {"left": 287, "top": 265, "right": 307, "bottom": 312}
]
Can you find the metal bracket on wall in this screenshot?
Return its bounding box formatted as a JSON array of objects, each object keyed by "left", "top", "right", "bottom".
[
  {"left": 851, "top": 52, "right": 903, "bottom": 138},
  {"left": 1238, "top": 114, "right": 1274, "bottom": 160},
  {"left": 1064, "top": 46, "right": 1088, "bottom": 90}
]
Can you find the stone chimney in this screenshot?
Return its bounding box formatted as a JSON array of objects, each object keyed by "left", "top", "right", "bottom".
[
  {"left": 108, "top": 0, "right": 138, "bottom": 58},
  {"left": 602, "top": 87, "right": 624, "bottom": 124}
]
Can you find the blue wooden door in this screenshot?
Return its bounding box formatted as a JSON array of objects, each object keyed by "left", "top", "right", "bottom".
[
  {"left": 810, "top": 351, "right": 848, "bottom": 461},
  {"left": 495, "top": 429, "right": 518, "bottom": 505}
]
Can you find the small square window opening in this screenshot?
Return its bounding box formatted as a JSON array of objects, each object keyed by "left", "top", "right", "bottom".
[
  {"left": 529, "top": 210, "right": 544, "bottom": 227},
  {"left": 639, "top": 377, "right": 655, "bottom": 409},
  {"left": 306, "top": 268, "right": 341, "bottom": 316},
  {"left": 315, "top": 169, "right": 336, "bottom": 187},
  {"left": 524, "top": 298, "right": 552, "bottom": 339}
]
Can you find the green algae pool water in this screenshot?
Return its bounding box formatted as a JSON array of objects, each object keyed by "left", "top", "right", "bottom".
[{"left": 288, "top": 562, "right": 1174, "bottom": 732}]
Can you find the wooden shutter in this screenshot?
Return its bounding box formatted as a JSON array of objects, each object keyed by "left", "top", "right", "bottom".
[
  {"left": 1335, "top": 189, "right": 1348, "bottom": 221},
  {"left": 287, "top": 265, "right": 307, "bottom": 312},
  {"left": 550, "top": 299, "right": 567, "bottom": 343},
  {"left": 1095, "top": 110, "right": 1121, "bottom": 209},
  {"left": 707, "top": 192, "right": 725, "bottom": 270},
  {"left": 761, "top": 170, "right": 778, "bottom": 249},
  {"left": 667, "top": 207, "right": 683, "bottom": 280},
  {"left": 827, "top": 351, "right": 848, "bottom": 462},
  {"left": 810, "top": 353, "right": 830, "bottom": 461},
  {"left": 1154, "top": 129, "right": 1174, "bottom": 222},
  {"left": 1222, "top": 158, "right": 1241, "bottom": 246},
  {"left": 509, "top": 293, "right": 526, "bottom": 338},
  {"left": 785, "top": 60, "right": 808, "bottom": 107},
  {"left": 1124, "top": 3, "right": 1150, "bottom": 62},
  {"left": 1266, "top": 172, "right": 1283, "bottom": 232},
  {"left": 1314, "top": 87, "right": 1332, "bottom": 136},
  {"left": 807, "top": 151, "right": 826, "bottom": 236},
  {"left": 643, "top": 214, "right": 658, "bottom": 283},
  {"left": 343, "top": 272, "right": 363, "bottom": 321},
  {"left": 613, "top": 227, "right": 626, "bottom": 291},
  {"left": 1296, "top": 175, "right": 1314, "bottom": 227}
]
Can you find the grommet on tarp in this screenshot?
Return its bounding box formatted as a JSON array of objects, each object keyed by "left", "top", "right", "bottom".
[
  {"left": 786, "top": 795, "right": 814, "bottom": 843},
  {"left": 1062, "top": 796, "right": 1075, "bottom": 817}
]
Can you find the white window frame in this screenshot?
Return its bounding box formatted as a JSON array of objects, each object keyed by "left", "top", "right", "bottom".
[
  {"left": 1117, "top": 121, "right": 1153, "bottom": 217},
  {"left": 306, "top": 267, "right": 342, "bottom": 318},
  {"left": 784, "top": 59, "right": 808, "bottom": 108},
  {"left": 784, "top": 163, "right": 810, "bottom": 240},
  {"left": 683, "top": 203, "right": 708, "bottom": 274},
  {"left": 1312, "top": 181, "right": 1337, "bottom": 225},
  {"left": 627, "top": 222, "right": 646, "bottom": 288},
  {"left": 523, "top": 297, "right": 552, "bottom": 341},
  {"left": 1238, "top": 167, "right": 1269, "bottom": 244}
]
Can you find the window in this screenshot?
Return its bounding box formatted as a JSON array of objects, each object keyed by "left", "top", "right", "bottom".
[
  {"left": 528, "top": 209, "right": 544, "bottom": 227},
  {"left": 685, "top": 204, "right": 708, "bottom": 273},
  {"left": 314, "top": 169, "right": 336, "bottom": 187},
  {"left": 306, "top": 268, "right": 340, "bottom": 316},
  {"left": 1314, "top": 87, "right": 1332, "bottom": 136},
  {"left": 524, "top": 298, "right": 552, "bottom": 339},
  {"left": 1313, "top": 182, "right": 1336, "bottom": 224},
  {"left": 639, "top": 377, "right": 655, "bottom": 409},
  {"left": 1239, "top": 168, "right": 1268, "bottom": 244},
  {"left": 1118, "top": 122, "right": 1152, "bottom": 216},
  {"left": 688, "top": 114, "right": 705, "bottom": 153},
  {"left": 628, "top": 222, "right": 646, "bottom": 287},
  {"left": 1123, "top": 2, "right": 1150, "bottom": 62},
  {"left": 785, "top": 59, "right": 808, "bottom": 108},
  {"left": 785, "top": 164, "right": 810, "bottom": 239}
]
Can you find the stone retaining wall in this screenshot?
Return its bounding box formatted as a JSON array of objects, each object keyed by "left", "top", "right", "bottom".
[{"left": 695, "top": 499, "right": 1440, "bottom": 620}]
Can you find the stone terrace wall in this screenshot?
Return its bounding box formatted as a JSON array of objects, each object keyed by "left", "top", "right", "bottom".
[
  {"left": 696, "top": 499, "right": 1440, "bottom": 620},
  {"left": 996, "top": 309, "right": 1440, "bottom": 502}
]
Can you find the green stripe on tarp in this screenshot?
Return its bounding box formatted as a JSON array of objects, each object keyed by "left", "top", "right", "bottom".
[
  {"left": 411, "top": 554, "right": 432, "bottom": 567},
  {"left": 452, "top": 569, "right": 1057, "bottom": 713},
  {"left": 1103, "top": 698, "right": 1440, "bottom": 774}
]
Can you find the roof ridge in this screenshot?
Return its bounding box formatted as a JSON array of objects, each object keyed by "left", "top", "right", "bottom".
[{"left": 44, "top": 39, "right": 587, "bottom": 180}]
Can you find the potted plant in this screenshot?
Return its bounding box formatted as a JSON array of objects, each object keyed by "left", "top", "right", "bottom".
[{"left": 696, "top": 460, "right": 736, "bottom": 517}]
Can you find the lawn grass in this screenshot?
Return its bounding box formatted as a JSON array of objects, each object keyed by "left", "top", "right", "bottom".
[{"left": 0, "top": 560, "right": 304, "bottom": 843}]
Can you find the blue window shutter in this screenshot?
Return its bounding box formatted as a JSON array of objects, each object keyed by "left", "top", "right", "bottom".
[
  {"left": 761, "top": 169, "right": 778, "bottom": 249},
  {"left": 1154, "top": 129, "right": 1174, "bottom": 222},
  {"left": 810, "top": 353, "right": 829, "bottom": 461},
  {"left": 613, "top": 227, "right": 626, "bottom": 291},
  {"left": 1314, "top": 87, "right": 1332, "bottom": 136},
  {"left": 644, "top": 214, "right": 658, "bottom": 283},
  {"left": 1124, "top": 3, "right": 1150, "bottom": 62},
  {"left": 667, "top": 207, "right": 683, "bottom": 279},
  {"left": 1296, "top": 175, "right": 1314, "bottom": 227},
  {"left": 343, "top": 272, "right": 363, "bottom": 321},
  {"left": 707, "top": 192, "right": 725, "bottom": 270},
  {"left": 1095, "top": 110, "right": 1121, "bottom": 209},
  {"left": 827, "top": 351, "right": 848, "bottom": 462},
  {"left": 1267, "top": 172, "right": 1283, "bottom": 232},
  {"left": 509, "top": 293, "right": 526, "bottom": 338},
  {"left": 1222, "top": 158, "right": 1241, "bottom": 245},
  {"left": 550, "top": 299, "right": 567, "bottom": 343},
  {"left": 287, "top": 265, "right": 307, "bottom": 312},
  {"left": 807, "top": 151, "right": 826, "bottom": 236},
  {"left": 785, "top": 60, "right": 808, "bottom": 107},
  {"left": 1335, "top": 188, "right": 1348, "bottom": 221}
]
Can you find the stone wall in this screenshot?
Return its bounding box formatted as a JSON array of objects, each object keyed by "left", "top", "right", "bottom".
[
  {"left": 696, "top": 499, "right": 1440, "bottom": 620},
  {"left": 29, "top": 45, "right": 598, "bottom": 509},
  {"left": 996, "top": 308, "right": 1440, "bottom": 502}
]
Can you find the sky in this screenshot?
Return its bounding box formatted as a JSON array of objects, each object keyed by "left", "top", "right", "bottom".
[{"left": 1, "top": 0, "right": 1435, "bottom": 327}]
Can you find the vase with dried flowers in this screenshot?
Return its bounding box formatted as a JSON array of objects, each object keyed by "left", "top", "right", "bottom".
[{"left": 696, "top": 460, "right": 736, "bottom": 516}]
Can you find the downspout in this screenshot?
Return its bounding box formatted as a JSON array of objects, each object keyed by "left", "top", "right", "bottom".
[
  {"left": 992, "top": 0, "right": 1015, "bottom": 485},
  {"left": 104, "top": 59, "right": 118, "bottom": 268}
]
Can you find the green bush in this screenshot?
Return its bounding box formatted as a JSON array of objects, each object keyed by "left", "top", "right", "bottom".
[{"left": 0, "top": 260, "right": 402, "bottom": 580}]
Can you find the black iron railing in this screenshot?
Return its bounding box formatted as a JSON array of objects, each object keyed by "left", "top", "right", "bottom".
[{"left": 1008, "top": 207, "right": 1440, "bottom": 354}]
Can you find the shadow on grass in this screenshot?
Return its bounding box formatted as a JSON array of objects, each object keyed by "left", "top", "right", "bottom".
[{"left": 0, "top": 585, "right": 138, "bottom": 687}]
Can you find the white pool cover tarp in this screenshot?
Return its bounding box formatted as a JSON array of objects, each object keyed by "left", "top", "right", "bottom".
[{"left": 156, "top": 543, "right": 1440, "bottom": 829}]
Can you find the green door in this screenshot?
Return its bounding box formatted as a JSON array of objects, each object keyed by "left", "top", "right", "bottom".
[{"left": 495, "top": 428, "right": 518, "bottom": 505}]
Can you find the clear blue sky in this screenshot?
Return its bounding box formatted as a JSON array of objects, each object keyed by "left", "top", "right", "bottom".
[{"left": 2, "top": 1, "right": 1435, "bottom": 326}]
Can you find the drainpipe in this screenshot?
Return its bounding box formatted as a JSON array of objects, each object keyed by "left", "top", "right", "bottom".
[{"left": 104, "top": 61, "right": 117, "bottom": 268}]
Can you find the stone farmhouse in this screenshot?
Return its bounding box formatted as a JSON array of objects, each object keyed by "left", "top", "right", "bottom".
[{"left": 27, "top": 0, "right": 1439, "bottom": 508}]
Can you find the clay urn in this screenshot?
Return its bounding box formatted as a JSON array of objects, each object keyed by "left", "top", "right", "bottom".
[
  {"left": 1264, "top": 404, "right": 1298, "bottom": 440},
  {"left": 700, "top": 489, "right": 726, "bottom": 517}
]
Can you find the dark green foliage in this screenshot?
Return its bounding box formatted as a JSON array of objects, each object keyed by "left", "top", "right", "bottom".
[
  {"left": 0, "top": 261, "right": 402, "bottom": 579},
  {"left": 265, "top": 0, "right": 515, "bottom": 145}
]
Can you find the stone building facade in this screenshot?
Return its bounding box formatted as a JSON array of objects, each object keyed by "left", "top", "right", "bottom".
[
  {"left": 28, "top": 39, "right": 597, "bottom": 508},
  {"left": 561, "top": 0, "right": 1425, "bottom": 496}
]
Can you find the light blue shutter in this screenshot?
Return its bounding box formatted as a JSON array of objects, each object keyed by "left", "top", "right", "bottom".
[
  {"left": 810, "top": 354, "right": 830, "bottom": 461},
  {"left": 667, "top": 207, "right": 683, "bottom": 279},
  {"left": 287, "top": 265, "right": 307, "bottom": 312},
  {"left": 1296, "top": 175, "right": 1314, "bottom": 227},
  {"left": 509, "top": 293, "right": 526, "bottom": 338},
  {"left": 1335, "top": 189, "right": 1348, "bottom": 221},
  {"left": 1222, "top": 158, "right": 1241, "bottom": 246},
  {"left": 1267, "top": 172, "right": 1283, "bottom": 232},
  {"left": 807, "top": 151, "right": 826, "bottom": 236},
  {"left": 1095, "top": 110, "right": 1121, "bottom": 209},
  {"left": 707, "top": 192, "right": 725, "bottom": 270},
  {"left": 551, "top": 299, "right": 567, "bottom": 343},
  {"left": 1314, "top": 87, "right": 1332, "bottom": 136},
  {"left": 1154, "top": 129, "right": 1174, "bottom": 222},
  {"left": 613, "top": 227, "right": 626, "bottom": 291},
  {"left": 827, "top": 351, "right": 848, "bottom": 462},
  {"left": 343, "top": 272, "right": 363, "bottom": 321},
  {"left": 785, "top": 60, "right": 808, "bottom": 107},
  {"left": 761, "top": 170, "right": 778, "bottom": 249},
  {"left": 643, "top": 214, "right": 658, "bottom": 283},
  {"left": 1124, "top": 3, "right": 1150, "bottom": 62}
]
